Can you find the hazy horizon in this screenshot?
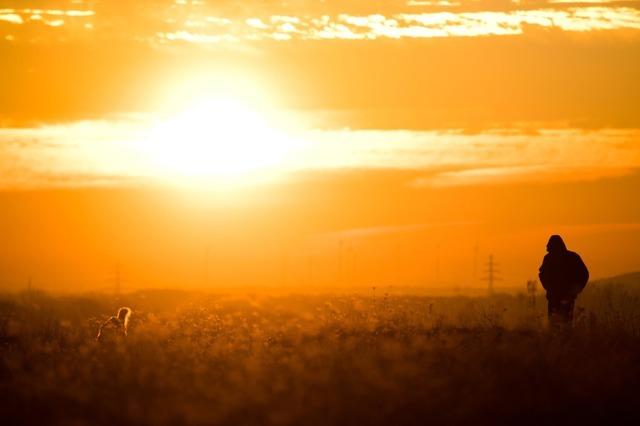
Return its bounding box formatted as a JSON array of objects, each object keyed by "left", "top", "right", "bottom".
[{"left": 1, "top": 0, "right": 639, "bottom": 292}]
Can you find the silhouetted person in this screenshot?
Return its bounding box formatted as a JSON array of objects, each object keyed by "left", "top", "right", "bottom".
[{"left": 539, "top": 235, "right": 589, "bottom": 329}]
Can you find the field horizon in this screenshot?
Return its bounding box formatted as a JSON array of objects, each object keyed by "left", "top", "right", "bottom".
[
  {"left": 2, "top": 271, "right": 640, "bottom": 425},
  {"left": 4, "top": 269, "right": 640, "bottom": 298}
]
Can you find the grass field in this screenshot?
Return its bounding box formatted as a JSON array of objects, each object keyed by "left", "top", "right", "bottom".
[{"left": 2, "top": 276, "right": 640, "bottom": 425}]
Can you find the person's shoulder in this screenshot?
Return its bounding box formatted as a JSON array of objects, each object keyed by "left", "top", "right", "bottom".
[
  {"left": 542, "top": 252, "right": 554, "bottom": 262},
  {"left": 566, "top": 250, "right": 582, "bottom": 259},
  {"left": 566, "top": 251, "right": 587, "bottom": 265}
]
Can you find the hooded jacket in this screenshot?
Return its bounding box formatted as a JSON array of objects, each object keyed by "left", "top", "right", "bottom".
[{"left": 539, "top": 235, "right": 589, "bottom": 301}]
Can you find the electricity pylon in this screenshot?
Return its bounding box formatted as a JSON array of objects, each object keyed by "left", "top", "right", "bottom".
[
  {"left": 481, "top": 254, "right": 500, "bottom": 295},
  {"left": 105, "top": 263, "right": 126, "bottom": 298}
]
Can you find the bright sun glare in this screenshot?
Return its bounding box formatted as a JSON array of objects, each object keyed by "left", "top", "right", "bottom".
[{"left": 140, "top": 96, "right": 297, "bottom": 184}]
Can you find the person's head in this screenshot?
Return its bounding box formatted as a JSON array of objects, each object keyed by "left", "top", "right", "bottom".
[{"left": 546, "top": 235, "right": 567, "bottom": 253}]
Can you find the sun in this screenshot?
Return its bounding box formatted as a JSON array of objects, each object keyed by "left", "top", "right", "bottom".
[{"left": 139, "top": 96, "right": 296, "bottom": 184}]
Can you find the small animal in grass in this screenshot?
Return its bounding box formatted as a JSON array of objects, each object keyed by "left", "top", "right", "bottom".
[{"left": 96, "top": 307, "right": 132, "bottom": 342}]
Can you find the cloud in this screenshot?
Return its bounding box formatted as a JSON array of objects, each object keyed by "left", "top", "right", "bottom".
[
  {"left": 413, "top": 165, "right": 636, "bottom": 187},
  {"left": 291, "top": 127, "right": 640, "bottom": 173},
  {"left": 1, "top": 3, "right": 639, "bottom": 44},
  {"left": 548, "top": 0, "right": 635, "bottom": 3},
  {"left": 407, "top": 1, "right": 461, "bottom": 6},
  {"left": 154, "top": 7, "right": 640, "bottom": 43},
  {"left": 1, "top": 120, "right": 639, "bottom": 189},
  {"left": 0, "top": 12, "right": 22, "bottom": 24}
]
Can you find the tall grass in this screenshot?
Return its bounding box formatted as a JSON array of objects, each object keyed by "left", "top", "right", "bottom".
[{"left": 1, "top": 284, "right": 639, "bottom": 425}]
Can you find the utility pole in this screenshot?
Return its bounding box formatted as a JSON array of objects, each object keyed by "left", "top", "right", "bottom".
[
  {"left": 105, "top": 263, "right": 125, "bottom": 298},
  {"left": 473, "top": 243, "right": 479, "bottom": 282},
  {"left": 114, "top": 264, "right": 121, "bottom": 295},
  {"left": 26, "top": 276, "right": 34, "bottom": 302},
  {"left": 482, "top": 254, "right": 500, "bottom": 295}
]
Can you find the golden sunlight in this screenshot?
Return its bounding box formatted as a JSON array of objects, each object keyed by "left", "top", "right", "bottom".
[
  {"left": 3, "top": 0, "right": 640, "bottom": 423},
  {"left": 139, "top": 97, "right": 298, "bottom": 183}
]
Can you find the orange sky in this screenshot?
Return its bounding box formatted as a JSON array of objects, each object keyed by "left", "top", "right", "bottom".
[{"left": 0, "top": 0, "right": 639, "bottom": 292}]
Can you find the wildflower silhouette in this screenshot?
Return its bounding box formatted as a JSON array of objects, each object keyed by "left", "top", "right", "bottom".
[{"left": 96, "top": 307, "right": 132, "bottom": 342}]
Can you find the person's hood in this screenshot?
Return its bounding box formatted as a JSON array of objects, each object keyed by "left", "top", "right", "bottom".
[{"left": 547, "top": 235, "right": 567, "bottom": 253}]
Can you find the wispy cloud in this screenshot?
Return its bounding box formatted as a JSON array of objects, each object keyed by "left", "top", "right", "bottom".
[
  {"left": 1, "top": 121, "right": 639, "bottom": 189},
  {"left": 548, "top": 0, "right": 635, "bottom": 3},
  {"left": 0, "top": 12, "right": 22, "bottom": 24},
  {"left": 156, "top": 7, "right": 640, "bottom": 43},
  {"left": 414, "top": 165, "right": 636, "bottom": 187},
  {"left": 2, "top": 3, "right": 639, "bottom": 43},
  {"left": 293, "top": 128, "right": 640, "bottom": 174}
]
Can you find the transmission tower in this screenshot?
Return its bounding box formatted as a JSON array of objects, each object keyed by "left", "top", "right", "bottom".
[
  {"left": 481, "top": 254, "right": 500, "bottom": 295},
  {"left": 105, "top": 263, "right": 126, "bottom": 298}
]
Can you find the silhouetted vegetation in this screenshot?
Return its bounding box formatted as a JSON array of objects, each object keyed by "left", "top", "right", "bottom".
[{"left": 1, "top": 277, "right": 640, "bottom": 425}]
